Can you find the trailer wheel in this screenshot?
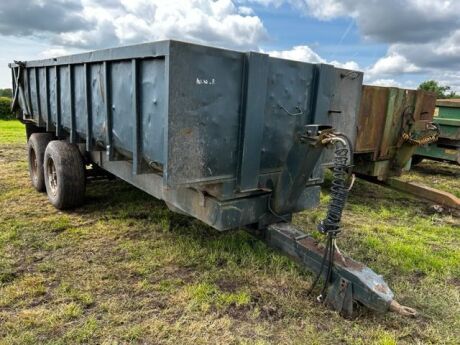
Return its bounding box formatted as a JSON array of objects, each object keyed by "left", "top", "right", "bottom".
[
  {"left": 28, "top": 133, "right": 54, "bottom": 192},
  {"left": 44, "top": 141, "right": 86, "bottom": 209}
]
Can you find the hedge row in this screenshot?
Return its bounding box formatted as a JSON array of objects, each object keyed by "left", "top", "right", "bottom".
[{"left": 0, "top": 97, "right": 14, "bottom": 120}]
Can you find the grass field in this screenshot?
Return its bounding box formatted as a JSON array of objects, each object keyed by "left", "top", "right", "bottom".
[{"left": 0, "top": 119, "right": 459, "bottom": 344}]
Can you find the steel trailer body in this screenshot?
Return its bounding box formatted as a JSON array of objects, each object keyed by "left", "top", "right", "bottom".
[
  {"left": 10, "top": 40, "right": 363, "bottom": 231},
  {"left": 10, "top": 40, "right": 420, "bottom": 316}
]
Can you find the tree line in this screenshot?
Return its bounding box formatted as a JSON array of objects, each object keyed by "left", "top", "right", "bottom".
[{"left": 418, "top": 80, "right": 458, "bottom": 99}]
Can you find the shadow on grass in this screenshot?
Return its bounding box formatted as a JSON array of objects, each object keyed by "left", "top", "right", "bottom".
[{"left": 411, "top": 160, "right": 459, "bottom": 177}]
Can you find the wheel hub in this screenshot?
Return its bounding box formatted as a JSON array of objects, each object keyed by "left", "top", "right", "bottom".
[
  {"left": 47, "top": 158, "right": 58, "bottom": 196},
  {"left": 30, "top": 149, "right": 38, "bottom": 183}
]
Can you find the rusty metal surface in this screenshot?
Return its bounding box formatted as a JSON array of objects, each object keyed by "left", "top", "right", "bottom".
[
  {"left": 355, "top": 86, "right": 389, "bottom": 155},
  {"left": 355, "top": 86, "right": 436, "bottom": 158},
  {"left": 354, "top": 86, "right": 437, "bottom": 179}
]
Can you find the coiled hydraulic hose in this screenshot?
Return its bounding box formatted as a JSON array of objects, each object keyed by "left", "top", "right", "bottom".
[
  {"left": 308, "top": 134, "right": 353, "bottom": 302},
  {"left": 318, "top": 136, "right": 352, "bottom": 234}
]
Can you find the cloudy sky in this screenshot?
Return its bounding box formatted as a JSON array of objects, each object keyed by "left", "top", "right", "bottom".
[{"left": 1, "top": 0, "right": 460, "bottom": 91}]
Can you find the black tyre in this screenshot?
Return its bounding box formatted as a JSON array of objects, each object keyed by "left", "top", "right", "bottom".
[
  {"left": 411, "top": 155, "right": 424, "bottom": 166},
  {"left": 28, "top": 133, "right": 54, "bottom": 192},
  {"left": 44, "top": 141, "right": 86, "bottom": 209}
]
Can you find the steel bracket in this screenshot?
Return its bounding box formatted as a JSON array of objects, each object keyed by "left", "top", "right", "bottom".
[{"left": 324, "top": 276, "right": 354, "bottom": 317}]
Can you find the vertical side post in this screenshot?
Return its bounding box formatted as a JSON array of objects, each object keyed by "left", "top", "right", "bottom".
[
  {"left": 310, "top": 64, "right": 336, "bottom": 125},
  {"left": 26, "top": 68, "right": 34, "bottom": 117},
  {"left": 84, "top": 63, "right": 93, "bottom": 151},
  {"left": 103, "top": 61, "right": 113, "bottom": 160},
  {"left": 132, "top": 59, "right": 141, "bottom": 174},
  {"left": 69, "top": 64, "right": 76, "bottom": 143},
  {"left": 55, "top": 66, "right": 62, "bottom": 137},
  {"left": 237, "top": 52, "right": 269, "bottom": 192},
  {"left": 34, "top": 68, "right": 43, "bottom": 127},
  {"left": 45, "top": 67, "right": 53, "bottom": 132},
  {"left": 11, "top": 67, "right": 22, "bottom": 121}
]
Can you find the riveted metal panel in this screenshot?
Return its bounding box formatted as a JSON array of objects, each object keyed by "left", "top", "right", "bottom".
[
  {"left": 36, "top": 67, "right": 48, "bottom": 125},
  {"left": 322, "top": 68, "right": 363, "bottom": 165},
  {"left": 111, "top": 60, "right": 134, "bottom": 157},
  {"left": 28, "top": 68, "right": 38, "bottom": 117},
  {"left": 73, "top": 64, "right": 87, "bottom": 136},
  {"left": 59, "top": 66, "right": 71, "bottom": 130},
  {"left": 140, "top": 58, "right": 166, "bottom": 165},
  {"left": 89, "top": 63, "right": 106, "bottom": 144},
  {"left": 48, "top": 67, "right": 57, "bottom": 125},
  {"left": 259, "top": 58, "right": 315, "bottom": 172},
  {"left": 38, "top": 67, "right": 48, "bottom": 125}
]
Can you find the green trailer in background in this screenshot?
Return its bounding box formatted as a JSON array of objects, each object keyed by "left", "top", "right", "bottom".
[{"left": 414, "top": 99, "right": 460, "bottom": 164}]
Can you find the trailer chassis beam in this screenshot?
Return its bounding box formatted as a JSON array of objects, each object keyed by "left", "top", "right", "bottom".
[
  {"left": 386, "top": 177, "right": 460, "bottom": 210},
  {"left": 252, "top": 222, "right": 416, "bottom": 317}
]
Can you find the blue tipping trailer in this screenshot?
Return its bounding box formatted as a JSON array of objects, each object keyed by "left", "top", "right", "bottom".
[{"left": 9, "top": 40, "right": 414, "bottom": 316}]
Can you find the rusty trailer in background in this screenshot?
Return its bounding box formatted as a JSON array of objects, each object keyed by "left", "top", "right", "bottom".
[
  {"left": 352, "top": 86, "right": 459, "bottom": 209},
  {"left": 353, "top": 85, "right": 438, "bottom": 180}
]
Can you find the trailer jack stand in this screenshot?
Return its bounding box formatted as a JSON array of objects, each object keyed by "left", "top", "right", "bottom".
[{"left": 259, "top": 222, "right": 416, "bottom": 318}]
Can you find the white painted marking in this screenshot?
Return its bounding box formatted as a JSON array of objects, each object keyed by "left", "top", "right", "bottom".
[{"left": 196, "top": 78, "right": 216, "bottom": 85}]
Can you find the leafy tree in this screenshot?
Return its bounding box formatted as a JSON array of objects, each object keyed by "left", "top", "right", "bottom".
[
  {"left": 418, "top": 80, "right": 457, "bottom": 99},
  {"left": 0, "top": 97, "right": 14, "bottom": 120},
  {"left": 0, "top": 88, "right": 12, "bottom": 98}
]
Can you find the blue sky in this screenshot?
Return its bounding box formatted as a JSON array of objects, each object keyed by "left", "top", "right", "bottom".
[
  {"left": 255, "top": 3, "right": 386, "bottom": 65},
  {"left": 1, "top": 0, "right": 459, "bottom": 91}
]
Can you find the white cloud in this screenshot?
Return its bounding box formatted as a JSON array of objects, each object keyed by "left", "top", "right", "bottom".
[
  {"left": 238, "top": 6, "right": 255, "bottom": 15},
  {"left": 364, "top": 78, "right": 419, "bottom": 90},
  {"left": 39, "top": 48, "right": 73, "bottom": 59},
  {"left": 267, "top": 45, "right": 325, "bottom": 63},
  {"left": 55, "top": 0, "right": 268, "bottom": 50},
  {"left": 367, "top": 53, "right": 421, "bottom": 77},
  {"left": 329, "top": 60, "right": 360, "bottom": 71},
  {"left": 300, "top": 0, "right": 348, "bottom": 19},
  {"left": 366, "top": 78, "right": 401, "bottom": 88},
  {"left": 390, "top": 30, "right": 460, "bottom": 71},
  {"left": 434, "top": 71, "right": 460, "bottom": 93},
  {"left": 266, "top": 45, "right": 361, "bottom": 71},
  {"left": 245, "top": 0, "right": 346, "bottom": 19}
]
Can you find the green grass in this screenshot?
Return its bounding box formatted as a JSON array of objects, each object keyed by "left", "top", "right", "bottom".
[
  {"left": 0, "top": 119, "right": 24, "bottom": 144},
  {"left": 400, "top": 160, "right": 460, "bottom": 197},
  {"left": 0, "top": 121, "right": 459, "bottom": 344}
]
